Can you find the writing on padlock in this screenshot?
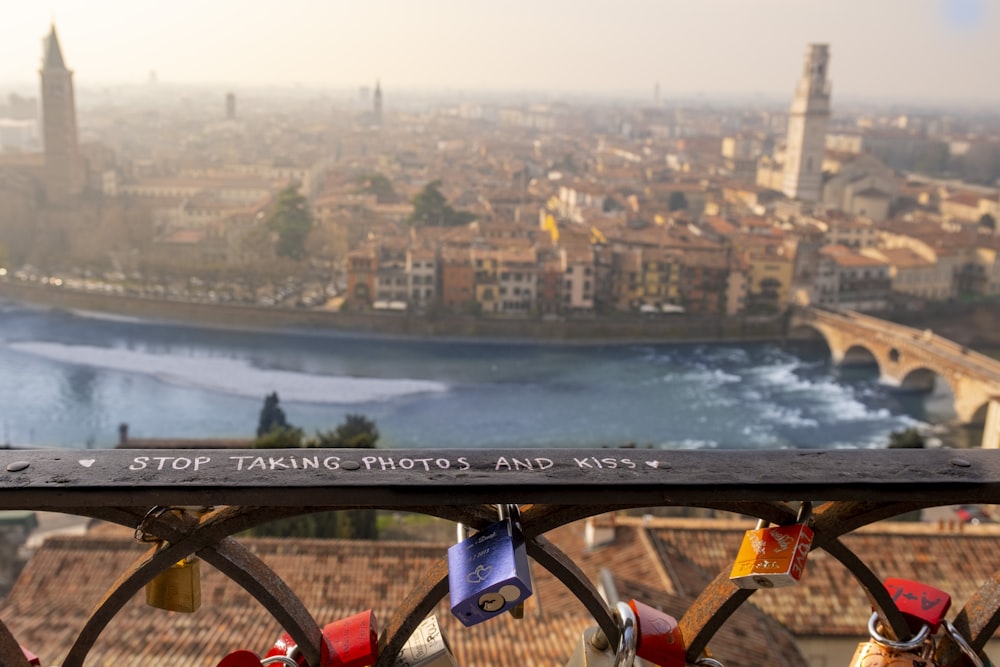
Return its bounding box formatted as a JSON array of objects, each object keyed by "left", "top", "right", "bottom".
[
  {"left": 729, "top": 504, "right": 814, "bottom": 589},
  {"left": 629, "top": 599, "right": 685, "bottom": 667},
  {"left": 883, "top": 578, "right": 952, "bottom": 633},
  {"left": 264, "top": 610, "right": 378, "bottom": 667},
  {"left": 393, "top": 615, "right": 458, "bottom": 667},
  {"left": 448, "top": 504, "right": 532, "bottom": 627}
]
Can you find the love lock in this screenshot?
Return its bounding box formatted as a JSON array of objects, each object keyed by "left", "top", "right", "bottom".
[{"left": 448, "top": 504, "right": 532, "bottom": 627}]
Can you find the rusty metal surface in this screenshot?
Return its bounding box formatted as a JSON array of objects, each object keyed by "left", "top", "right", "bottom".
[
  {"left": 1, "top": 448, "right": 999, "bottom": 666},
  {"left": 376, "top": 559, "right": 450, "bottom": 667},
  {"left": 0, "top": 619, "right": 31, "bottom": 667}
]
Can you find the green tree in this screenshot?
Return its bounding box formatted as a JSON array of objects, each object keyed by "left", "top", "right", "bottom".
[
  {"left": 888, "top": 428, "right": 926, "bottom": 449},
  {"left": 266, "top": 186, "right": 313, "bottom": 260},
  {"left": 256, "top": 392, "right": 289, "bottom": 437},
  {"left": 408, "top": 180, "right": 476, "bottom": 227},
  {"left": 249, "top": 413, "right": 380, "bottom": 540},
  {"left": 312, "top": 413, "right": 380, "bottom": 448},
  {"left": 355, "top": 172, "right": 396, "bottom": 202},
  {"left": 668, "top": 191, "right": 688, "bottom": 212}
]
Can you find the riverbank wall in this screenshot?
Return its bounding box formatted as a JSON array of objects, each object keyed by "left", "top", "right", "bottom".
[{"left": 0, "top": 281, "right": 786, "bottom": 344}]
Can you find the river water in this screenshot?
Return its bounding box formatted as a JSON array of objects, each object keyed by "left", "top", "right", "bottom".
[{"left": 0, "top": 301, "right": 956, "bottom": 450}]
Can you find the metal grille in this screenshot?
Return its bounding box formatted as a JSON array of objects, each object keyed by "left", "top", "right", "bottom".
[{"left": 1, "top": 447, "right": 998, "bottom": 666}]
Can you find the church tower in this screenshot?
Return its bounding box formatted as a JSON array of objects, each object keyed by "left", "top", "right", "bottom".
[
  {"left": 782, "top": 44, "right": 830, "bottom": 202},
  {"left": 373, "top": 79, "right": 383, "bottom": 125},
  {"left": 40, "top": 24, "right": 85, "bottom": 202}
]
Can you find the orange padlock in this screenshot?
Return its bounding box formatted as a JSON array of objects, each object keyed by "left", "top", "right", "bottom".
[{"left": 730, "top": 504, "right": 814, "bottom": 589}]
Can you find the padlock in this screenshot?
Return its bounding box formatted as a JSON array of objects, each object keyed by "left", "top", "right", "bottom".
[
  {"left": 448, "top": 504, "right": 532, "bottom": 627},
  {"left": 729, "top": 503, "right": 814, "bottom": 589},
  {"left": 20, "top": 646, "right": 40, "bottom": 666},
  {"left": 565, "top": 601, "right": 636, "bottom": 667},
  {"left": 217, "top": 649, "right": 266, "bottom": 667},
  {"left": 849, "top": 639, "right": 937, "bottom": 667},
  {"left": 628, "top": 599, "right": 684, "bottom": 667},
  {"left": 145, "top": 555, "right": 202, "bottom": 613},
  {"left": 393, "top": 615, "right": 458, "bottom": 667},
  {"left": 264, "top": 610, "right": 377, "bottom": 667},
  {"left": 320, "top": 609, "right": 378, "bottom": 667},
  {"left": 883, "top": 579, "right": 951, "bottom": 633}
]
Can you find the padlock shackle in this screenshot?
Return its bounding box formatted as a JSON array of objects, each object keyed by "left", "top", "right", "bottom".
[
  {"left": 694, "top": 658, "right": 725, "bottom": 667},
  {"left": 942, "top": 620, "right": 985, "bottom": 667},
  {"left": 613, "top": 601, "right": 638, "bottom": 667},
  {"left": 867, "top": 612, "right": 930, "bottom": 651},
  {"left": 497, "top": 503, "right": 520, "bottom": 523},
  {"left": 261, "top": 657, "right": 298, "bottom": 667},
  {"left": 796, "top": 501, "right": 813, "bottom": 525}
]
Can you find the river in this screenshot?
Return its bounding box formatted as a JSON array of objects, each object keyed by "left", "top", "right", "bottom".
[{"left": 0, "top": 300, "right": 958, "bottom": 450}]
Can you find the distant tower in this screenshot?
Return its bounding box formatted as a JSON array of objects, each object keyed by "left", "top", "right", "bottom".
[
  {"left": 373, "top": 79, "right": 383, "bottom": 125},
  {"left": 39, "top": 24, "right": 84, "bottom": 201},
  {"left": 654, "top": 81, "right": 660, "bottom": 106},
  {"left": 226, "top": 91, "right": 236, "bottom": 120},
  {"left": 782, "top": 44, "right": 831, "bottom": 202}
]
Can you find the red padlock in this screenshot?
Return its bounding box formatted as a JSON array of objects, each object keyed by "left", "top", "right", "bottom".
[
  {"left": 883, "top": 578, "right": 951, "bottom": 633},
  {"left": 217, "top": 649, "right": 265, "bottom": 667},
  {"left": 20, "top": 646, "right": 40, "bottom": 666},
  {"left": 321, "top": 609, "right": 378, "bottom": 667},
  {"left": 628, "top": 599, "right": 685, "bottom": 667},
  {"left": 263, "top": 610, "right": 377, "bottom": 667}
]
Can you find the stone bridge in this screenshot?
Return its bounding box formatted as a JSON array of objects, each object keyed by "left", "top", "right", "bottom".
[{"left": 789, "top": 307, "right": 1000, "bottom": 445}]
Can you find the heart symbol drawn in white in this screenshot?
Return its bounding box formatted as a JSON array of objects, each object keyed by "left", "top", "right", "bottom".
[
  {"left": 78, "top": 459, "right": 95, "bottom": 468},
  {"left": 645, "top": 460, "right": 659, "bottom": 469}
]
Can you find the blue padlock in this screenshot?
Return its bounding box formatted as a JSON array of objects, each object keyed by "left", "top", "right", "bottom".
[{"left": 448, "top": 504, "right": 532, "bottom": 627}]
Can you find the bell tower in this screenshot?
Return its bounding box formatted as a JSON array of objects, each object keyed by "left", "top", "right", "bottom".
[
  {"left": 782, "top": 44, "right": 830, "bottom": 203},
  {"left": 40, "top": 24, "right": 85, "bottom": 202},
  {"left": 373, "top": 79, "right": 383, "bottom": 125}
]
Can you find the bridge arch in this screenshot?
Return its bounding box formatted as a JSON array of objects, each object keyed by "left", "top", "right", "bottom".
[
  {"left": 842, "top": 344, "right": 880, "bottom": 369},
  {"left": 899, "top": 367, "right": 940, "bottom": 393},
  {"left": 970, "top": 401, "right": 990, "bottom": 426}
]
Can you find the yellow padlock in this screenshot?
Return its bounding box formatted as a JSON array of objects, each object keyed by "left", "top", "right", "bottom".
[{"left": 145, "top": 555, "right": 201, "bottom": 613}]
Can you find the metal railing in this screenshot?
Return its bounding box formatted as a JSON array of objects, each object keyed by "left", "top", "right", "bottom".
[{"left": 2, "top": 446, "right": 1000, "bottom": 666}]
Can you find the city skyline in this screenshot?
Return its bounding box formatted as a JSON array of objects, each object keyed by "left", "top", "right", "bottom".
[{"left": 1, "top": 0, "right": 998, "bottom": 105}]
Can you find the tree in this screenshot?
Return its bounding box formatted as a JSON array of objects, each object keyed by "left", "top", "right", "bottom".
[
  {"left": 355, "top": 172, "right": 396, "bottom": 202},
  {"left": 888, "top": 428, "right": 926, "bottom": 449},
  {"left": 256, "top": 392, "right": 289, "bottom": 437},
  {"left": 668, "top": 191, "right": 688, "bottom": 212},
  {"left": 249, "top": 413, "right": 381, "bottom": 540},
  {"left": 312, "top": 413, "right": 380, "bottom": 448},
  {"left": 266, "top": 186, "right": 313, "bottom": 260},
  {"left": 408, "top": 181, "right": 476, "bottom": 227},
  {"left": 979, "top": 213, "right": 996, "bottom": 233}
]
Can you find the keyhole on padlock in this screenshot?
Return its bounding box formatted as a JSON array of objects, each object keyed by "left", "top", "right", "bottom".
[
  {"left": 478, "top": 592, "right": 505, "bottom": 612},
  {"left": 752, "top": 576, "right": 774, "bottom": 588}
]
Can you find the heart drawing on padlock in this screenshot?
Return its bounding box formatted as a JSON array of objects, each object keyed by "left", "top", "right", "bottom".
[{"left": 466, "top": 564, "right": 492, "bottom": 584}]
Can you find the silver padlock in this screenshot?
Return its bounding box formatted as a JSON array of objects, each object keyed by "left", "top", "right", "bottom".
[
  {"left": 393, "top": 615, "right": 458, "bottom": 667},
  {"left": 565, "top": 602, "right": 637, "bottom": 667}
]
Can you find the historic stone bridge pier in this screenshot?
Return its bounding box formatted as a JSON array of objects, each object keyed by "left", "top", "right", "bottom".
[{"left": 789, "top": 306, "right": 1000, "bottom": 447}]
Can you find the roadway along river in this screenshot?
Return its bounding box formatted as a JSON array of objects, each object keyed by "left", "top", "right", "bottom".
[{"left": 0, "top": 300, "right": 960, "bottom": 449}]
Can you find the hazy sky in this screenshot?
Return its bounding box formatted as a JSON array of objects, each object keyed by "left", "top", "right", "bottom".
[{"left": 2, "top": 0, "right": 997, "bottom": 103}]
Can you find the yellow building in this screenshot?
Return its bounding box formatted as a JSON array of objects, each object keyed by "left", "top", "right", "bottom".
[{"left": 745, "top": 238, "right": 796, "bottom": 313}]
